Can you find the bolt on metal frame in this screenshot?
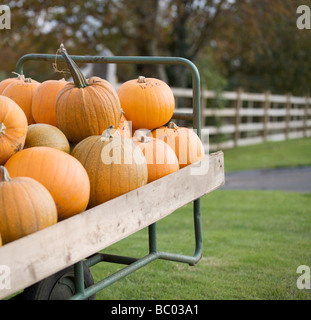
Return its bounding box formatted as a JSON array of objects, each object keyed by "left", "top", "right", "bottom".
[{"left": 15, "top": 54, "right": 202, "bottom": 300}]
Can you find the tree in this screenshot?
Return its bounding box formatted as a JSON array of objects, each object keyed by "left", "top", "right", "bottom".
[
  {"left": 0, "top": 0, "right": 228, "bottom": 88},
  {"left": 212, "top": 0, "right": 311, "bottom": 95},
  {"left": 1, "top": 0, "right": 310, "bottom": 96}
]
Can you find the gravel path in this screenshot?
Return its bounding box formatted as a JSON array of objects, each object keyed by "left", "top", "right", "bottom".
[{"left": 221, "top": 166, "right": 311, "bottom": 193}]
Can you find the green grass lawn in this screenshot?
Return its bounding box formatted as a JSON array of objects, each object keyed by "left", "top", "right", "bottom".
[
  {"left": 222, "top": 137, "right": 311, "bottom": 172},
  {"left": 91, "top": 190, "right": 311, "bottom": 300},
  {"left": 90, "top": 138, "right": 311, "bottom": 300}
]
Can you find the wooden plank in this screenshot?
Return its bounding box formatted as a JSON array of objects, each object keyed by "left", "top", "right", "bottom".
[
  {"left": 289, "top": 120, "right": 304, "bottom": 129},
  {"left": 241, "top": 92, "right": 265, "bottom": 102},
  {"left": 239, "top": 123, "right": 264, "bottom": 132},
  {"left": 0, "top": 152, "right": 225, "bottom": 299},
  {"left": 289, "top": 109, "right": 305, "bottom": 117},
  {"left": 204, "top": 109, "right": 236, "bottom": 117},
  {"left": 240, "top": 108, "right": 264, "bottom": 117},
  {"left": 290, "top": 96, "right": 308, "bottom": 104},
  {"left": 268, "top": 109, "right": 287, "bottom": 117},
  {"left": 267, "top": 122, "right": 286, "bottom": 130}
]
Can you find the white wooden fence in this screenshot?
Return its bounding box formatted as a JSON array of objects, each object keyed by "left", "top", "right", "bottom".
[{"left": 171, "top": 88, "right": 311, "bottom": 151}]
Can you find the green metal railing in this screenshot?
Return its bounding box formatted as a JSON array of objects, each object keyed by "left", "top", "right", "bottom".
[{"left": 15, "top": 54, "right": 202, "bottom": 300}]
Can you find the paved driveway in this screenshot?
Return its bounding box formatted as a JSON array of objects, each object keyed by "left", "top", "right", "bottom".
[{"left": 221, "top": 166, "right": 311, "bottom": 193}]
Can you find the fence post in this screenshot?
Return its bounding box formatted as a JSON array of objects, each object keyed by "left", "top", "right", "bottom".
[
  {"left": 234, "top": 88, "right": 243, "bottom": 147},
  {"left": 200, "top": 86, "right": 207, "bottom": 129},
  {"left": 285, "top": 93, "right": 291, "bottom": 140},
  {"left": 262, "top": 91, "right": 270, "bottom": 141},
  {"left": 304, "top": 95, "right": 309, "bottom": 138}
]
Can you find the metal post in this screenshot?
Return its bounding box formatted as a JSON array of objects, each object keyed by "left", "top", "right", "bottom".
[
  {"left": 74, "top": 261, "right": 85, "bottom": 296},
  {"left": 149, "top": 223, "right": 157, "bottom": 254}
]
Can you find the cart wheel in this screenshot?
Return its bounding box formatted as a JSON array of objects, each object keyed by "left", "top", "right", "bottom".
[{"left": 16, "top": 262, "right": 95, "bottom": 300}]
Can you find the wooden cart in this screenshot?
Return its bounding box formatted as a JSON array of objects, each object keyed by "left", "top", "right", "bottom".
[{"left": 0, "top": 54, "right": 225, "bottom": 300}]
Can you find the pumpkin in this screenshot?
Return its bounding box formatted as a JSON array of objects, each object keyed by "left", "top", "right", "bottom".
[
  {"left": 72, "top": 126, "right": 148, "bottom": 208},
  {"left": 112, "top": 111, "right": 131, "bottom": 138},
  {"left": 134, "top": 135, "right": 179, "bottom": 183},
  {"left": 31, "top": 79, "right": 67, "bottom": 127},
  {"left": 0, "top": 78, "right": 16, "bottom": 95},
  {"left": 0, "top": 95, "right": 28, "bottom": 165},
  {"left": 0, "top": 73, "right": 28, "bottom": 94},
  {"left": 2, "top": 76, "right": 40, "bottom": 124},
  {"left": 0, "top": 166, "right": 57, "bottom": 244},
  {"left": 117, "top": 76, "right": 175, "bottom": 130},
  {"left": 0, "top": 232, "right": 2, "bottom": 246},
  {"left": 149, "top": 121, "right": 205, "bottom": 168},
  {"left": 24, "top": 123, "right": 70, "bottom": 153},
  {"left": 5, "top": 146, "right": 90, "bottom": 221},
  {"left": 55, "top": 44, "right": 122, "bottom": 143},
  {"left": 0, "top": 78, "right": 20, "bottom": 95}
]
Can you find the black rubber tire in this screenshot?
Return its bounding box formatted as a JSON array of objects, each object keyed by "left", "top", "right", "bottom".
[{"left": 14, "top": 262, "right": 96, "bottom": 300}]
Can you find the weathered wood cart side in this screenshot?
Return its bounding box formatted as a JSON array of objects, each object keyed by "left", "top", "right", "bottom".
[{"left": 0, "top": 55, "right": 225, "bottom": 300}]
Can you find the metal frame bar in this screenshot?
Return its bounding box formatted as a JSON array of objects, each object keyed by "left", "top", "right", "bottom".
[{"left": 15, "top": 54, "right": 202, "bottom": 300}]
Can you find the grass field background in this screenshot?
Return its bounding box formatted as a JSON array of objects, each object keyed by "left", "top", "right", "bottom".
[{"left": 91, "top": 138, "right": 311, "bottom": 300}]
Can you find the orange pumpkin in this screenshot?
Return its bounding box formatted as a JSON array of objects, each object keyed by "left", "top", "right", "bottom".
[
  {"left": 32, "top": 79, "right": 67, "bottom": 127},
  {"left": 117, "top": 76, "right": 175, "bottom": 130},
  {"left": 150, "top": 121, "right": 205, "bottom": 168},
  {"left": 0, "top": 95, "right": 28, "bottom": 165},
  {"left": 0, "top": 73, "right": 29, "bottom": 94},
  {"left": 0, "top": 166, "right": 57, "bottom": 244},
  {"left": 134, "top": 135, "right": 179, "bottom": 183},
  {"left": 55, "top": 44, "right": 121, "bottom": 143},
  {"left": 72, "top": 126, "right": 148, "bottom": 208},
  {"left": 2, "top": 77, "right": 40, "bottom": 124},
  {"left": 5, "top": 146, "right": 90, "bottom": 221},
  {"left": 0, "top": 78, "right": 20, "bottom": 95},
  {"left": 112, "top": 111, "right": 132, "bottom": 138}
]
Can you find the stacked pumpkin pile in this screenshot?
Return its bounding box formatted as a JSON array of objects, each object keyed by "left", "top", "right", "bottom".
[{"left": 0, "top": 44, "right": 205, "bottom": 247}]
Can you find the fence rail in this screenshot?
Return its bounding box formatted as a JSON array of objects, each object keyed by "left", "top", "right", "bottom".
[{"left": 171, "top": 88, "right": 311, "bottom": 151}]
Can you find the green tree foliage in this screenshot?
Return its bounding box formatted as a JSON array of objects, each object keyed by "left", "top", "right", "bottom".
[
  {"left": 213, "top": 0, "right": 311, "bottom": 95},
  {"left": 0, "top": 0, "right": 310, "bottom": 95}
]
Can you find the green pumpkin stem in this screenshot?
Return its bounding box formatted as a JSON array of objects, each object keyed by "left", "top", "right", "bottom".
[
  {"left": 59, "top": 43, "right": 89, "bottom": 88},
  {"left": 0, "top": 166, "right": 11, "bottom": 182},
  {"left": 0, "top": 123, "right": 6, "bottom": 137}
]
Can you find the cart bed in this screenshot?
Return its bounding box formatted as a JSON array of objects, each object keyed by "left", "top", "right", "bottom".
[{"left": 0, "top": 151, "right": 224, "bottom": 299}]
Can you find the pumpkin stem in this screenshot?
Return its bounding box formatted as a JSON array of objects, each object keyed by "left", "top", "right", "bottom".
[
  {"left": 11, "top": 72, "right": 25, "bottom": 81},
  {"left": 101, "top": 125, "right": 114, "bottom": 141},
  {"left": 0, "top": 166, "right": 11, "bottom": 182},
  {"left": 59, "top": 43, "right": 89, "bottom": 88},
  {"left": 168, "top": 121, "right": 178, "bottom": 129},
  {"left": 137, "top": 76, "right": 146, "bottom": 83},
  {"left": 0, "top": 123, "right": 6, "bottom": 137}
]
